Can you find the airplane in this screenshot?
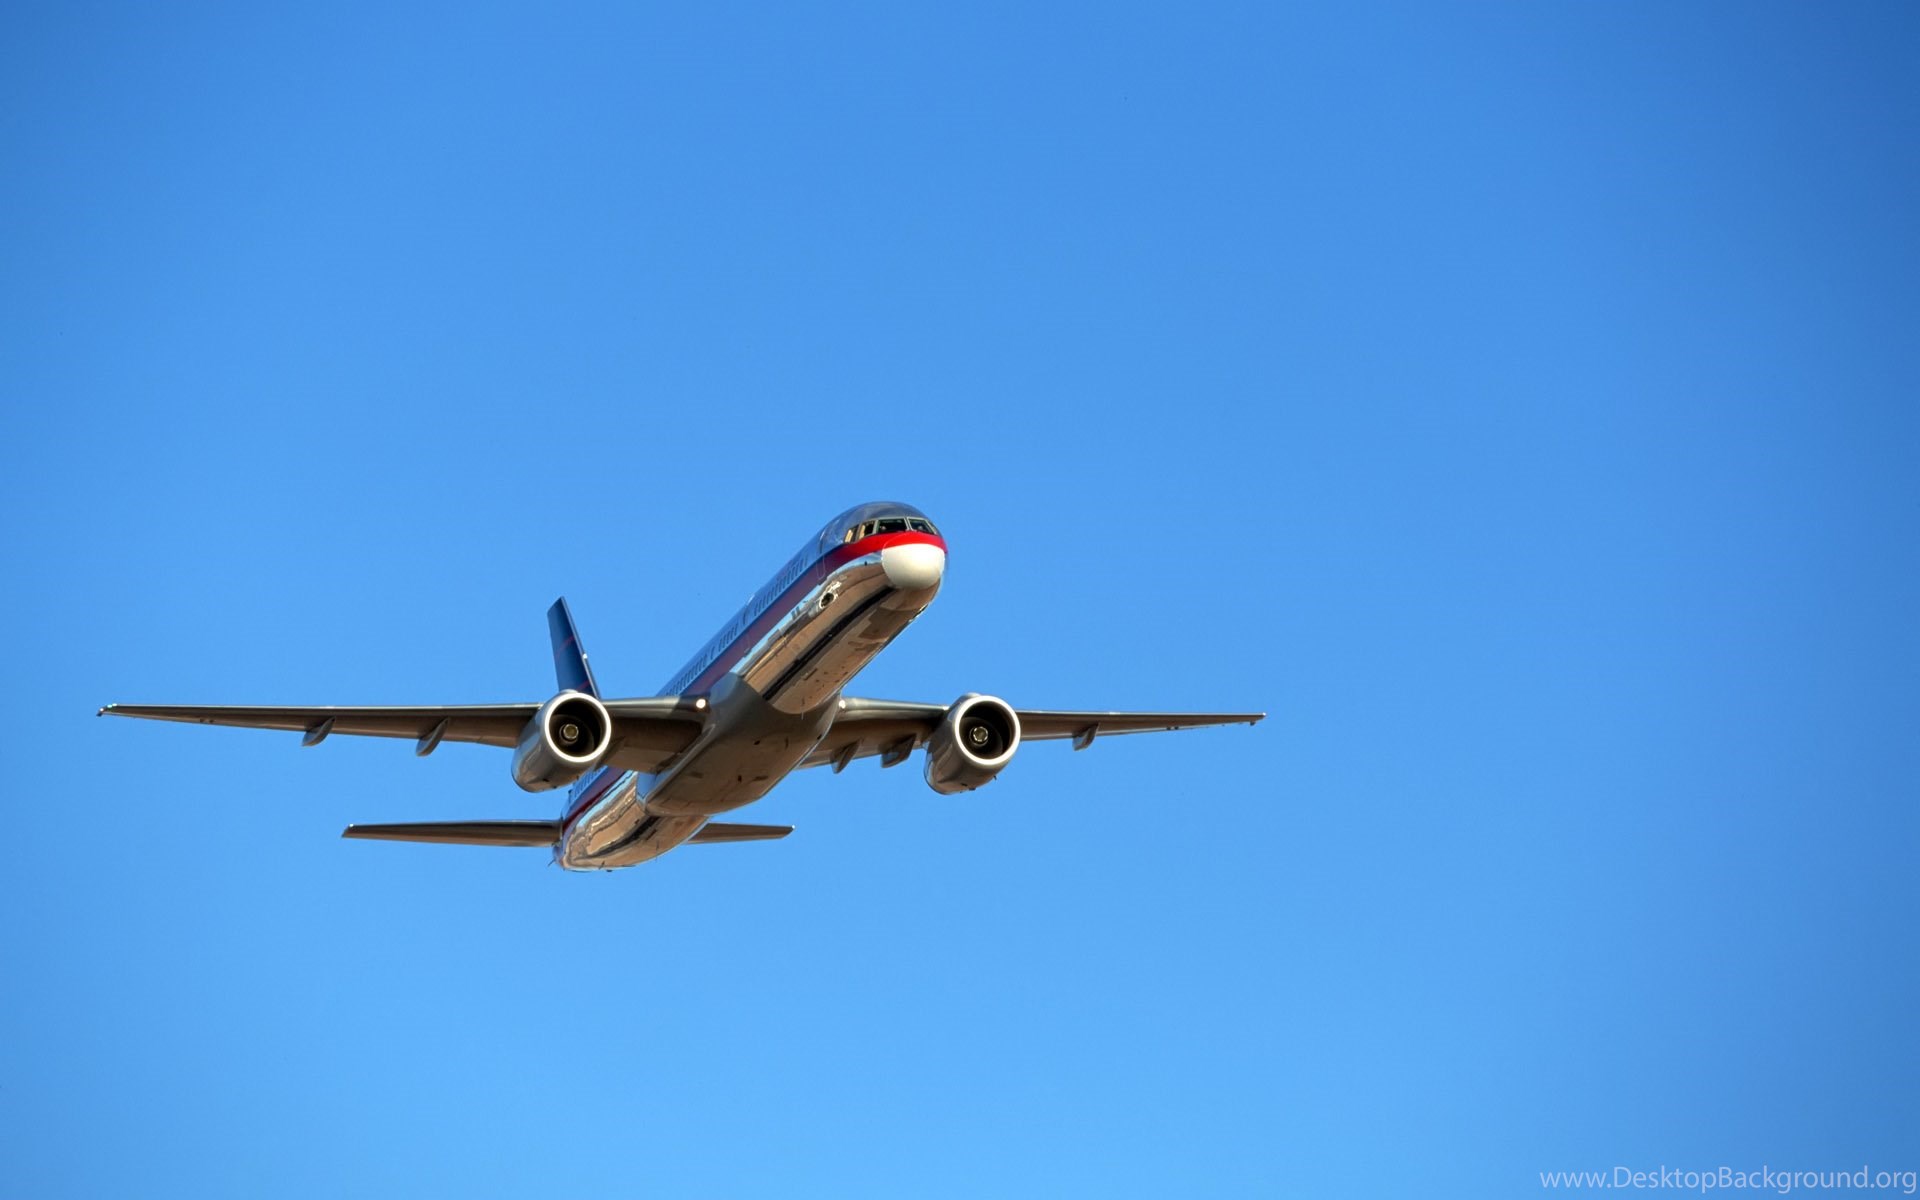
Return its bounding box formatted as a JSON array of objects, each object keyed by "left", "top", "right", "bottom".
[{"left": 99, "top": 502, "right": 1263, "bottom": 871}]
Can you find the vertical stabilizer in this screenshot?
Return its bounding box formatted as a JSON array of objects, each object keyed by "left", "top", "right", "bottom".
[{"left": 547, "top": 598, "right": 601, "bottom": 697}]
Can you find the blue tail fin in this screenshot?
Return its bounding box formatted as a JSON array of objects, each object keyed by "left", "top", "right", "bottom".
[{"left": 547, "top": 598, "right": 601, "bottom": 696}]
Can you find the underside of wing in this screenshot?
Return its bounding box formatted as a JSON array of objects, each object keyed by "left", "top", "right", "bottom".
[
  {"left": 99, "top": 696, "right": 703, "bottom": 774},
  {"left": 1011, "top": 708, "right": 1267, "bottom": 740},
  {"left": 99, "top": 702, "right": 537, "bottom": 745},
  {"left": 800, "top": 697, "right": 1264, "bottom": 769}
]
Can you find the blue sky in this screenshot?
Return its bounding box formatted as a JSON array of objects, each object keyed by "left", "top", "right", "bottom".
[{"left": 4, "top": 2, "right": 1917, "bottom": 1195}]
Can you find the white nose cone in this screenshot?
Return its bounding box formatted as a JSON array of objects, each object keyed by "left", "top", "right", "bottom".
[{"left": 881, "top": 542, "right": 946, "bottom": 591}]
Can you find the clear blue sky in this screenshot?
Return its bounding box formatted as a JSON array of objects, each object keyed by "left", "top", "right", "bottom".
[{"left": 4, "top": 3, "right": 1916, "bottom": 1195}]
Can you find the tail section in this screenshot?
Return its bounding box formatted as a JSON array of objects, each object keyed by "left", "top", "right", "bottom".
[
  {"left": 342, "top": 820, "right": 562, "bottom": 846},
  {"left": 547, "top": 597, "right": 600, "bottom": 696},
  {"left": 340, "top": 819, "right": 793, "bottom": 848},
  {"left": 687, "top": 822, "right": 793, "bottom": 844}
]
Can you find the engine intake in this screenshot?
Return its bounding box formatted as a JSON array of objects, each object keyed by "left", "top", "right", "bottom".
[
  {"left": 923, "top": 693, "right": 1021, "bottom": 795},
  {"left": 511, "top": 691, "right": 614, "bottom": 791}
]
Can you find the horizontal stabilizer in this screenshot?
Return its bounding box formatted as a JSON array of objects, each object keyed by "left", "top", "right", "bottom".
[
  {"left": 686, "top": 823, "right": 793, "bottom": 844},
  {"left": 341, "top": 820, "right": 563, "bottom": 846}
]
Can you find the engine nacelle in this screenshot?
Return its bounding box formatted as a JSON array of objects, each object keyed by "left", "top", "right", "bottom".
[
  {"left": 923, "top": 693, "right": 1021, "bottom": 795},
  {"left": 511, "top": 690, "right": 614, "bottom": 792}
]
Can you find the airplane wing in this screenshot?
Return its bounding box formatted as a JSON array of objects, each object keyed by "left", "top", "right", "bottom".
[
  {"left": 800, "top": 696, "right": 1264, "bottom": 770},
  {"left": 97, "top": 697, "right": 703, "bottom": 774}
]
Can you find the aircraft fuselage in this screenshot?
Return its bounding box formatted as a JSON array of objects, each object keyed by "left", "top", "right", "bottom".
[{"left": 556, "top": 503, "right": 946, "bottom": 869}]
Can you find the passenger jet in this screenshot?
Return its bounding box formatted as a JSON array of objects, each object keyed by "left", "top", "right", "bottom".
[{"left": 100, "top": 502, "right": 1263, "bottom": 871}]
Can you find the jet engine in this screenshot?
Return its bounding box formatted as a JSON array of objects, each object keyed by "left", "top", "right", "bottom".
[
  {"left": 923, "top": 693, "right": 1021, "bottom": 794},
  {"left": 511, "top": 691, "right": 614, "bottom": 791}
]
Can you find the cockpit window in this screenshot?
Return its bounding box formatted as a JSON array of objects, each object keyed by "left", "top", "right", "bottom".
[{"left": 845, "top": 515, "right": 938, "bottom": 542}]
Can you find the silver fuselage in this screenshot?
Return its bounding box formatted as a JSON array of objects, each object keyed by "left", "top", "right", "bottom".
[{"left": 554, "top": 510, "right": 946, "bottom": 870}]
